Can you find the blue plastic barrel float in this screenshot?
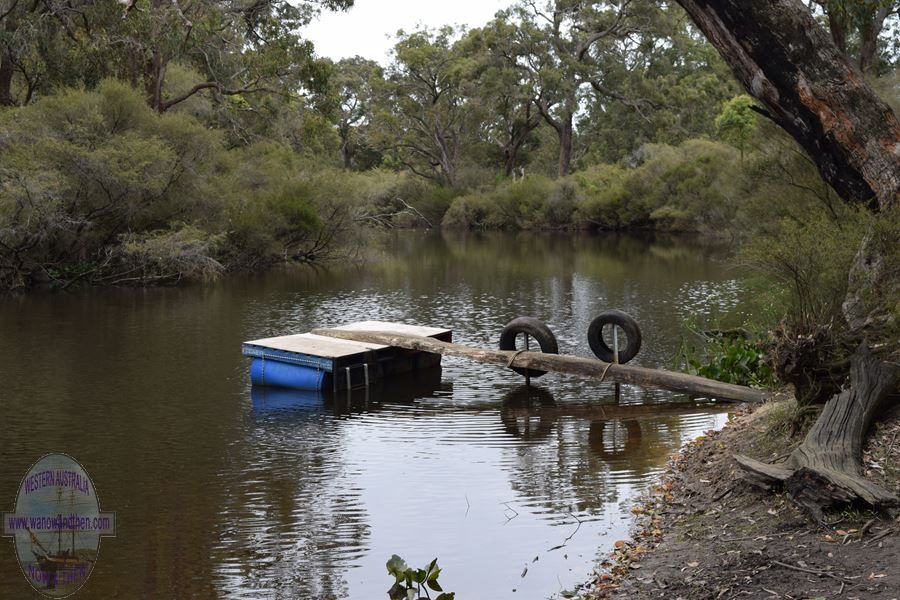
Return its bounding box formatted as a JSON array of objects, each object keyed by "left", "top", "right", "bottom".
[{"left": 250, "top": 358, "right": 326, "bottom": 391}]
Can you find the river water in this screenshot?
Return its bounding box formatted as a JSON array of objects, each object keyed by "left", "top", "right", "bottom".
[{"left": 0, "top": 232, "right": 750, "bottom": 599}]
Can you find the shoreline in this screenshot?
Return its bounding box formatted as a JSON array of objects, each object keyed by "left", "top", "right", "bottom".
[{"left": 586, "top": 396, "right": 900, "bottom": 599}]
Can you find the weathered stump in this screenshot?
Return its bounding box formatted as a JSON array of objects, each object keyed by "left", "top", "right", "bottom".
[{"left": 736, "top": 345, "right": 899, "bottom": 519}]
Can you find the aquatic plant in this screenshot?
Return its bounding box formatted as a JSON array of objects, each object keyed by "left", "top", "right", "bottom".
[{"left": 386, "top": 555, "right": 454, "bottom": 600}]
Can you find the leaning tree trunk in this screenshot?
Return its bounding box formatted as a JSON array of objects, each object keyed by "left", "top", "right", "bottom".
[
  {"left": 674, "top": 0, "right": 900, "bottom": 516},
  {"left": 675, "top": 0, "right": 898, "bottom": 211}
]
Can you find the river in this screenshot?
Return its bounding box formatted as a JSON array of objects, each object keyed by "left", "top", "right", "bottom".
[{"left": 0, "top": 231, "right": 751, "bottom": 599}]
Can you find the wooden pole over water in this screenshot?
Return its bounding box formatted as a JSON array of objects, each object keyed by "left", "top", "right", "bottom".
[{"left": 311, "top": 328, "right": 770, "bottom": 404}]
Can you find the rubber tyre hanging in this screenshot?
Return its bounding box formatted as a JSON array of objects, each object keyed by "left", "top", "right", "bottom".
[
  {"left": 587, "top": 310, "right": 642, "bottom": 364},
  {"left": 499, "top": 317, "right": 559, "bottom": 378}
]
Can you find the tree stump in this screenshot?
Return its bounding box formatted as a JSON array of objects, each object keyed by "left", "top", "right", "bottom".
[{"left": 736, "top": 345, "right": 899, "bottom": 520}]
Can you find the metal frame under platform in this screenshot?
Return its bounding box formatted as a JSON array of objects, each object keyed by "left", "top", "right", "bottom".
[{"left": 242, "top": 320, "right": 452, "bottom": 391}]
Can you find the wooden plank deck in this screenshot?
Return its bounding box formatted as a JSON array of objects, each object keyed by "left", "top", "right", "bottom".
[
  {"left": 333, "top": 321, "right": 450, "bottom": 339},
  {"left": 243, "top": 321, "right": 451, "bottom": 390},
  {"left": 243, "top": 332, "right": 386, "bottom": 358}
]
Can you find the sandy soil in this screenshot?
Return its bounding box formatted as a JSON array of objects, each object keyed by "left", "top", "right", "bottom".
[{"left": 588, "top": 397, "right": 900, "bottom": 600}]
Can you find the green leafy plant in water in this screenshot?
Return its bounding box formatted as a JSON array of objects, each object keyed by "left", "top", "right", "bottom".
[
  {"left": 686, "top": 334, "right": 775, "bottom": 388},
  {"left": 386, "top": 555, "right": 455, "bottom": 600}
]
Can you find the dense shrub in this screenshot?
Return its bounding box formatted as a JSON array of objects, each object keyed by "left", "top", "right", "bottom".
[
  {"left": 741, "top": 209, "right": 870, "bottom": 329},
  {"left": 0, "top": 82, "right": 365, "bottom": 290},
  {"left": 442, "top": 176, "right": 572, "bottom": 230},
  {"left": 577, "top": 140, "right": 745, "bottom": 232},
  {"left": 0, "top": 81, "right": 224, "bottom": 289}
]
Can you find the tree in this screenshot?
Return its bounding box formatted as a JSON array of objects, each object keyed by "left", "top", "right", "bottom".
[
  {"left": 673, "top": 0, "right": 899, "bottom": 517},
  {"left": 0, "top": 0, "right": 353, "bottom": 112},
  {"left": 374, "top": 27, "right": 478, "bottom": 188},
  {"left": 458, "top": 22, "right": 543, "bottom": 177},
  {"left": 578, "top": 7, "right": 741, "bottom": 163},
  {"left": 808, "top": 0, "right": 900, "bottom": 74},
  {"left": 499, "top": 0, "right": 655, "bottom": 177},
  {"left": 329, "top": 56, "right": 382, "bottom": 170},
  {"left": 715, "top": 95, "right": 757, "bottom": 160}
]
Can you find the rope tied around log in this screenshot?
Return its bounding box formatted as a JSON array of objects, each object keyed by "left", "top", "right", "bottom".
[
  {"left": 506, "top": 349, "right": 528, "bottom": 368},
  {"left": 598, "top": 361, "right": 614, "bottom": 384}
]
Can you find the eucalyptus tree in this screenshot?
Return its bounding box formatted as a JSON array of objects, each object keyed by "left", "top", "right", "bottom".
[
  {"left": 329, "top": 56, "right": 382, "bottom": 170},
  {"left": 456, "top": 22, "right": 543, "bottom": 177},
  {"left": 497, "top": 0, "right": 654, "bottom": 177},
  {"left": 374, "top": 27, "right": 481, "bottom": 188},
  {"left": 0, "top": 0, "right": 353, "bottom": 111},
  {"left": 673, "top": 0, "right": 899, "bottom": 517},
  {"left": 576, "top": 5, "right": 740, "bottom": 162},
  {"left": 807, "top": 0, "right": 899, "bottom": 74}
]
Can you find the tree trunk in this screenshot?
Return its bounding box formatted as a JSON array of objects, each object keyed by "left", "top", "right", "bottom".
[
  {"left": 857, "top": 6, "right": 891, "bottom": 75},
  {"left": 0, "top": 18, "right": 16, "bottom": 106},
  {"left": 557, "top": 113, "right": 573, "bottom": 177},
  {"left": 503, "top": 135, "right": 527, "bottom": 177},
  {"left": 341, "top": 141, "right": 353, "bottom": 170},
  {"left": 674, "top": 0, "right": 900, "bottom": 515},
  {"left": 503, "top": 109, "right": 540, "bottom": 177},
  {"left": 825, "top": 9, "right": 847, "bottom": 57},
  {"left": 503, "top": 148, "right": 516, "bottom": 178},
  {"left": 145, "top": 47, "right": 167, "bottom": 112},
  {"left": 674, "top": 0, "right": 899, "bottom": 210}
]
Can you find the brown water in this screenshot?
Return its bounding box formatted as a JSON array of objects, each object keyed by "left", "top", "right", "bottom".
[{"left": 0, "top": 232, "right": 750, "bottom": 599}]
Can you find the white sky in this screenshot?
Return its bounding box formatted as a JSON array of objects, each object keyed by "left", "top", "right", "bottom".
[{"left": 303, "top": 0, "right": 513, "bottom": 64}]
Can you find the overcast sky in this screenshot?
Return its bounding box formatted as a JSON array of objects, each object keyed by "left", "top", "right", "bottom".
[{"left": 303, "top": 0, "right": 512, "bottom": 64}]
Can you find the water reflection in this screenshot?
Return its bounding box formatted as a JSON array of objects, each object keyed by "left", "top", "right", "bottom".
[
  {"left": 493, "top": 385, "right": 729, "bottom": 523},
  {"left": 500, "top": 385, "right": 557, "bottom": 441}
]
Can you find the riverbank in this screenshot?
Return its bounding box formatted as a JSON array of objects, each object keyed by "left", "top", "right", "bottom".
[{"left": 588, "top": 396, "right": 900, "bottom": 599}]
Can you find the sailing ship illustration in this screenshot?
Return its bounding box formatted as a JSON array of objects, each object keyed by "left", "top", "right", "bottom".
[{"left": 23, "top": 487, "right": 95, "bottom": 591}]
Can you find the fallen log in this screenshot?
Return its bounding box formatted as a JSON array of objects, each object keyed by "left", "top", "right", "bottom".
[{"left": 311, "top": 328, "right": 770, "bottom": 404}]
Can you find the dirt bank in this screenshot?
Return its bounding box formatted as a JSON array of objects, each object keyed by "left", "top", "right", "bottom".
[{"left": 589, "top": 396, "right": 900, "bottom": 600}]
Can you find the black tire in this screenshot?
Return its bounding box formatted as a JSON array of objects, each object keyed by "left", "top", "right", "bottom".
[
  {"left": 587, "top": 310, "right": 642, "bottom": 364},
  {"left": 499, "top": 317, "right": 559, "bottom": 378}
]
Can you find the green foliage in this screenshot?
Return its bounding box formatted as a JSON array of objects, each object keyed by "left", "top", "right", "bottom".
[
  {"left": 715, "top": 95, "right": 759, "bottom": 158},
  {"left": 442, "top": 175, "right": 564, "bottom": 230},
  {"left": 371, "top": 26, "right": 480, "bottom": 188},
  {"left": 577, "top": 140, "right": 744, "bottom": 232},
  {"left": 386, "top": 555, "right": 454, "bottom": 600},
  {"left": 742, "top": 209, "right": 871, "bottom": 330},
  {"left": 578, "top": 7, "right": 741, "bottom": 163},
  {"left": 0, "top": 82, "right": 365, "bottom": 290},
  {"left": 685, "top": 334, "right": 776, "bottom": 388}
]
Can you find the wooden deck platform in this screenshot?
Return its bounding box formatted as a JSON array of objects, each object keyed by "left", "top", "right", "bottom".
[{"left": 242, "top": 321, "right": 451, "bottom": 391}]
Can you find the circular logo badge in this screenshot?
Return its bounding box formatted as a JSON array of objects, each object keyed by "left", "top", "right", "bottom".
[{"left": 3, "top": 454, "right": 115, "bottom": 598}]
